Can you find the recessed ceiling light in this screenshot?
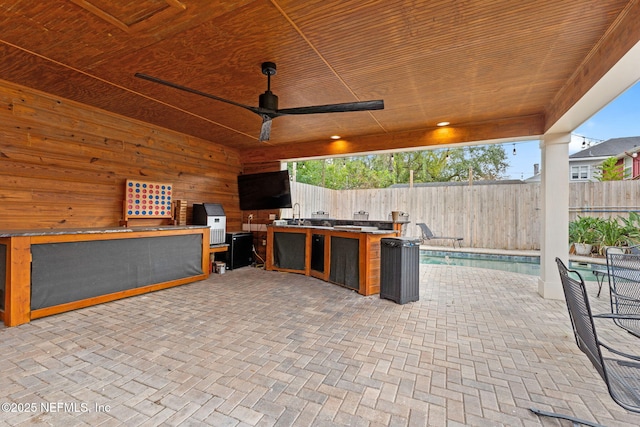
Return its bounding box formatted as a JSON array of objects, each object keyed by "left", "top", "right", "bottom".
[
  {"left": 436, "top": 121, "right": 450, "bottom": 127},
  {"left": 330, "top": 135, "right": 341, "bottom": 140}
]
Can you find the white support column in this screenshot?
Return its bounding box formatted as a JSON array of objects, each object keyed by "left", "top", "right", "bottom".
[{"left": 538, "top": 133, "right": 570, "bottom": 299}]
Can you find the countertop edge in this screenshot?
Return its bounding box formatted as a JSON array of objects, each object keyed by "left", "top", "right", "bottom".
[
  {"left": 268, "top": 225, "right": 397, "bottom": 234},
  {"left": 0, "top": 225, "right": 209, "bottom": 238}
]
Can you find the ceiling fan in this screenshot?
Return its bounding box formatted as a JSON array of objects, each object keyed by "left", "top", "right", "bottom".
[{"left": 135, "top": 62, "right": 384, "bottom": 142}]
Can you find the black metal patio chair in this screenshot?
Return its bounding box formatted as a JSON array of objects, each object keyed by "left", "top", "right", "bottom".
[
  {"left": 530, "top": 258, "right": 640, "bottom": 426},
  {"left": 606, "top": 247, "right": 640, "bottom": 338},
  {"left": 591, "top": 245, "right": 640, "bottom": 298}
]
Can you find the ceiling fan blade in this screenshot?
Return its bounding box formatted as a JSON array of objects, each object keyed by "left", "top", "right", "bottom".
[
  {"left": 135, "top": 73, "right": 262, "bottom": 115},
  {"left": 259, "top": 116, "right": 272, "bottom": 142},
  {"left": 136, "top": 64, "right": 384, "bottom": 142},
  {"left": 277, "top": 100, "right": 384, "bottom": 115}
]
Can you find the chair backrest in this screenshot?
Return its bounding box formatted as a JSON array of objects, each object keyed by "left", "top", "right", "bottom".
[
  {"left": 606, "top": 249, "right": 640, "bottom": 290},
  {"left": 417, "top": 223, "right": 434, "bottom": 239},
  {"left": 555, "top": 258, "right": 606, "bottom": 380},
  {"left": 605, "top": 248, "right": 640, "bottom": 335}
]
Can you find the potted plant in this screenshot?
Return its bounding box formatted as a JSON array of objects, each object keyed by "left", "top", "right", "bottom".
[
  {"left": 569, "top": 216, "right": 599, "bottom": 255},
  {"left": 594, "top": 217, "right": 628, "bottom": 254}
]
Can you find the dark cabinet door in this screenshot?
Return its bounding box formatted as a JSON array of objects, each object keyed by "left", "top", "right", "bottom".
[{"left": 329, "top": 237, "right": 359, "bottom": 290}]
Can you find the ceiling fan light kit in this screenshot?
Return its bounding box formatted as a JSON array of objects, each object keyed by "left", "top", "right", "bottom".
[{"left": 135, "top": 62, "right": 384, "bottom": 142}]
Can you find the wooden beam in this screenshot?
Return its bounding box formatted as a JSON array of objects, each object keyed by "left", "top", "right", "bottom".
[
  {"left": 241, "top": 114, "right": 544, "bottom": 164},
  {"left": 165, "top": 0, "right": 187, "bottom": 10},
  {"left": 544, "top": 0, "right": 640, "bottom": 131},
  {"left": 69, "top": 0, "right": 131, "bottom": 33},
  {"left": 68, "top": 0, "right": 187, "bottom": 33}
]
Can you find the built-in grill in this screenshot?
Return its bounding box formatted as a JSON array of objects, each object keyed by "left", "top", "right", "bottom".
[{"left": 192, "top": 203, "right": 226, "bottom": 245}]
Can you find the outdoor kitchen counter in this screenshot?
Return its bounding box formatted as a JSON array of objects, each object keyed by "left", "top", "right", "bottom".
[
  {"left": 265, "top": 225, "right": 398, "bottom": 296},
  {"left": 0, "top": 226, "right": 210, "bottom": 327}
]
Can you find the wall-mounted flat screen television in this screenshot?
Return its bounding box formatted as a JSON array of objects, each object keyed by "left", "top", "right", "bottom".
[{"left": 237, "top": 170, "right": 292, "bottom": 210}]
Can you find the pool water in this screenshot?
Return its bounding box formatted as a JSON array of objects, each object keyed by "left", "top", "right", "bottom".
[{"left": 420, "top": 250, "right": 601, "bottom": 281}]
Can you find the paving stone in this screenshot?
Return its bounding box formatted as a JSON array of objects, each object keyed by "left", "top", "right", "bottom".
[
  {"left": 1, "top": 265, "right": 640, "bottom": 426},
  {"left": 229, "top": 405, "right": 263, "bottom": 425}
]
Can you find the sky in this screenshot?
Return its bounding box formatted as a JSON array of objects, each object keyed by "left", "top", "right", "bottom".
[{"left": 500, "top": 82, "right": 640, "bottom": 180}]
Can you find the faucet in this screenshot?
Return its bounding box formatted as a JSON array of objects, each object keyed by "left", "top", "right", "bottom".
[{"left": 292, "top": 203, "right": 302, "bottom": 225}]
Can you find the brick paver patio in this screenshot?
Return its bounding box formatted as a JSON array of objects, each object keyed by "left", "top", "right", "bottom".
[{"left": 1, "top": 264, "right": 639, "bottom": 426}]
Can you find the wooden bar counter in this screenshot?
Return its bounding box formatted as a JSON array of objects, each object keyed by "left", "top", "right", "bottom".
[
  {"left": 0, "top": 226, "right": 209, "bottom": 327},
  {"left": 266, "top": 224, "right": 398, "bottom": 296}
]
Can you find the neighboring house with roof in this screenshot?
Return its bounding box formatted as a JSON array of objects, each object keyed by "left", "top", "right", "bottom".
[
  {"left": 568, "top": 136, "right": 640, "bottom": 181},
  {"left": 523, "top": 163, "right": 542, "bottom": 183},
  {"left": 615, "top": 141, "right": 640, "bottom": 179}
]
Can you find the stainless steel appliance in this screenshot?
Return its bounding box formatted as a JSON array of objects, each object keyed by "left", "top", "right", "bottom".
[{"left": 192, "top": 203, "right": 226, "bottom": 245}]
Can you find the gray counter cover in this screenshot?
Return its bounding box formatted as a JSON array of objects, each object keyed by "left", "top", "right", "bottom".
[
  {"left": 31, "top": 234, "right": 203, "bottom": 310},
  {"left": 273, "top": 232, "right": 306, "bottom": 271},
  {"left": 329, "top": 237, "right": 359, "bottom": 290}
]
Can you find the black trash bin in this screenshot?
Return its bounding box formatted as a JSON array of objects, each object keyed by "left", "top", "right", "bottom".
[{"left": 380, "top": 237, "right": 420, "bottom": 304}]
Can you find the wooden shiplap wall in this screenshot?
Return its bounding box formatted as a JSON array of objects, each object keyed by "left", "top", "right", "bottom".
[
  {"left": 284, "top": 181, "right": 640, "bottom": 250},
  {"left": 0, "top": 80, "right": 243, "bottom": 230},
  {"left": 2, "top": 77, "right": 636, "bottom": 250}
]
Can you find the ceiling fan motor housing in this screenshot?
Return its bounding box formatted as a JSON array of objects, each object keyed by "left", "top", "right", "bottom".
[{"left": 259, "top": 90, "right": 278, "bottom": 111}]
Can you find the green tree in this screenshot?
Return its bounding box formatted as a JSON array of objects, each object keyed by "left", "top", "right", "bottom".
[
  {"left": 291, "top": 160, "right": 325, "bottom": 186},
  {"left": 465, "top": 145, "right": 510, "bottom": 180},
  {"left": 594, "top": 157, "right": 627, "bottom": 181},
  {"left": 393, "top": 150, "right": 459, "bottom": 183},
  {"left": 289, "top": 145, "right": 509, "bottom": 189}
]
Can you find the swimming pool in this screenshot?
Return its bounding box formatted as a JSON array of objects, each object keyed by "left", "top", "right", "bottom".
[{"left": 420, "top": 250, "right": 601, "bottom": 281}]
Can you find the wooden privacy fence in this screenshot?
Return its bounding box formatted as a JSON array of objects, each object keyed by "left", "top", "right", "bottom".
[{"left": 281, "top": 181, "right": 640, "bottom": 250}]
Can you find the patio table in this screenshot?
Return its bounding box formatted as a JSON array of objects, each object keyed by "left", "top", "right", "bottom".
[
  {"left": 592, "top": 264, "right": 640, "bottom": 297},
  {"left": 592, "top": 265, "right": 608, "bottom": 297}
]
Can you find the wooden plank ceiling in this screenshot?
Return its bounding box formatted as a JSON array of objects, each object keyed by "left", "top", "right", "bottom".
[{"left": 0, "top": 0, "right": 638, "bottom": 164}]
